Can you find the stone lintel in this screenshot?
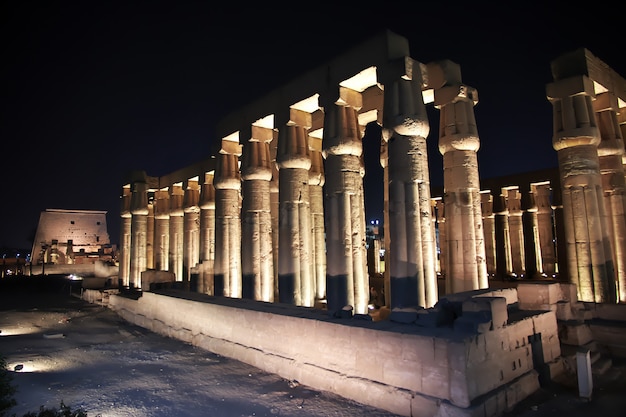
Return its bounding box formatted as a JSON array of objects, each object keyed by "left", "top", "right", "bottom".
[
  {"left": 433, "top": 84, "right": 478, "bottom": 107},
  {"left": 546, "top": 75, "right": 595, "bottom": 100},
  {"left": 593, "top": 91, "right": 619, "bottom": 112},
  {"left": 216, "top": 29, "right": 409, "bottom": 140},
  {"left": 424, "top": 60, "right": 462, "bottom": 89},
  {"left": 551, "top": 48, "right": 626, "bottom": 104}
]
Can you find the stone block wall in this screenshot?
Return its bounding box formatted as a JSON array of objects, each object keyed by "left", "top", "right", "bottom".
[{"left": 107, "top": 286, "right": 562, "bottom": 417}]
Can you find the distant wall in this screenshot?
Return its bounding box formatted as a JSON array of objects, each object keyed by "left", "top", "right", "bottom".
[
  {"left": 108, "top": 287, "right": 561, "bottom": 417},
  {"left": 27, "top": 260, "right": 118, "bottom": 278}
]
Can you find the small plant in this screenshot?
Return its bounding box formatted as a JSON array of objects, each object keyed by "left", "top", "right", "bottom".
[
  {"left": 21, "top": 402, "right": 88, "bottom": 417},
  {"left": 0, "top": 355, "right": 18, "bottom": 417}
]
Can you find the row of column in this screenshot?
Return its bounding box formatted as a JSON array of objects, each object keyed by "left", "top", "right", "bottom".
[{"left": 119, "top": 58, "right": 491, "bottom": 315}]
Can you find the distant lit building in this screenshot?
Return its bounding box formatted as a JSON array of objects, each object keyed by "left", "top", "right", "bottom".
[{"left": 30, "top": 209, "right": 117, "bottom": 267}]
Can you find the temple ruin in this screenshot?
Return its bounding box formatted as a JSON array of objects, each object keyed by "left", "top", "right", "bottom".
[{"left": 110, "top": 31, "right": 626, "bottom": 416}]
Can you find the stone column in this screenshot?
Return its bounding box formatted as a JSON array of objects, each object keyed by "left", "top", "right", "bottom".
[
  {"left": 432, "top": 60, "right": 488, "bottom": 292},
  {"left": 309, "top": 145, "right": 327, "bottom": 302},
  {"left": 521, "top": 189, "right": 542, "bottom": 278},
  {"left": 119, "top": 185, "right": 131, "bottom": 287},
  {"left": 270, "top": 152, "right": 280, "bottom": 301},
  {"left": 481, "top": 191, "right": 497, "bottom": 279},
  {"left": 199, "top": 172, "right": 215, "bottom": 295},
  {"left": 183, "top": 178, "right": 200, "bottom": 290},
  {"left": 379, "top": 59, "right": 438, "bottom": 309},
  {"left": 213, "top": 150, "right": 242, "bottom": 298},
  {"left": 322, "top": 92, "right": 369, "bottom": 315},
  {"left": 153, "top": 189, "right": 170, "bottom": 272},
  {"left": 547, "top": 75, "right": 616, "bottom": 302},
  {"left": 129, "top": 178, "right": 149, "bottom": 289},
  {"left": 494, "top": 193, "right": 513, "bottom": 280},
  {"left": 532, "top": 182, "right": 557, "bottom": 277},
  {"left": 241, "top": 137, "right": 274, "bottom": 302},
  {"left": 595, "top": 92, "right": 626, "bottom": 302},
  {"left": 434, "top": 198, "right": 446, "bottom": 287},
  {"left": 146, "top": 198, "right": 154, "bottom": 270},
  {"left": 169, "top": 184, "right": 184, "bottom": 282},
  {"left": 276, "top": 122, "right": 313, "bottom": 307},
  {"left": 505, "top": 187, "right": 525, "bottom": 277}
]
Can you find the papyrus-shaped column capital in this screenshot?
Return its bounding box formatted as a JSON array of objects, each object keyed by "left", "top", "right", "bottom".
[
  {"left": 120, "top": 185, "right": 131, "bottom": 218},
  {"left": 183, "top": 180, "right": 200, "bottom": 213},
  {"left": 241, "top": 140, "right": 272, "bottom": 181},
  {"left": 547, "top": 76, "right": 600, "bottom": 151},
  {"left": 309, "top": 148, "right": 325, "bottom": 186},
  {"left": 130, "top": 181, "right": 149, "bottom": 216},
  {"left": 321, "top": 101, "right": 363, "bottom": 158},
  {"left": 213, "top": 152, "right": 242, "bottom": 190},
  {"left": 154, "top": 189, "right": 170, "bottom": 219},
  {"left": 276, "top": 124, "right": 311, "bottom": 170},
  {"left": 378, "top": 57, "right": 429, "bottom": 139},
  {"left": 169, "top": 184, "right": 184, "bottom": 217},
  {"left": 200, "top": 172, "right": 215, "bottom": 210}
]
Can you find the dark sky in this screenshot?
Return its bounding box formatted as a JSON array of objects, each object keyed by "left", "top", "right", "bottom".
[{"left": 2, "top": 1, "right": 624, "bottom": 252}]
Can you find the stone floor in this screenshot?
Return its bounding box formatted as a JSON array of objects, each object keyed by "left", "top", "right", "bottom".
[{"left": 2, "top": 276, "right": 626, "bottom": 417}]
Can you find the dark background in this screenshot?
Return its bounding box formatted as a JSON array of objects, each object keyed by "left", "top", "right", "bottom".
[{"left": 2, "top": 1, "right": 624, "bottom": 252}]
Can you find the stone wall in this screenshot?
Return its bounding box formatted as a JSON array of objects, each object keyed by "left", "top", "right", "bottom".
[{"left": 108, "top": 286, "right": 563, "bottom": 417}]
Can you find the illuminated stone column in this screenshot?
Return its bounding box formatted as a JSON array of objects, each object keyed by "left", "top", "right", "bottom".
[
  {"left": 146, "top": 198, "right": 154, "bottom": 270},
  {"left": 169, "top": 184, "right": 184, "bottom": 282},
  {"left": 241, "top": 137, "right": 274, "bottom": 302},
  {"left": 521, "top": 189, "right": 542, "bottom": 278},
  {"left": 270, "top": 154, "right": 280, "bottom": 301},
  {"left": 504, "top": 187, "right": 525, "bottom": 277},
  {"left": 547, "top": 75, "right": 615, "bottom": 302},
  {"left": 434, "top": 198, "right": 446, "bottom": 287},
  {"left": 119, "top": 185, "right": 131, "bottom": 286},
  {"left": 153, "top": 189, "right": 170, "bottom": 272},
  {"left": 481, "top": 191, "right": 497, "bottom": 279},
  {"left": 432, "top": 60, "right": 488, "bottom": 292},
  {"left": 380, "top": 59, "right": 438, "bottom": 309},
  {"left": 276, "top": 122, "right": 313, "bottom": 306},
  {"left": 322, "top": 93, "right": 368, "bottom": 315},
  {"left": 494, "top": 193, "right": 513, "bottom": 280},
  {"left": 213, "top": 150, "right": 242, "bottom": 298},
  {"left": 183, "top": 178, "right": 200, "bottom": 290},
  {"left": 595, "top": 92, "right": 626, "bottom": 302},
  {"left": 309, "top": 145, "right": 327, "bottom": 302},
  {"left": 198, "top": 172, "right": 215, "bottom": 295},
  {"left": 532, "top": 182, "right": 557, "bottom": 277},
  {"left": 129, "top": 178, "right": 149, "bottom": 289}
]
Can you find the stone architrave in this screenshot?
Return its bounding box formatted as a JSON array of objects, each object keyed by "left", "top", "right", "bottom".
[
  {"left": 432, "top": 60, "right": 488, "bottom": 293},
  {"left": 213, "top": 151, "right": 242, "bottom": 298},
  {"left": 379, "top": 58, "right": 438, "bottom": 309}
]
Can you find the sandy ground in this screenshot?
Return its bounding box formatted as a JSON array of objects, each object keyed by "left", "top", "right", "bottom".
[{"left": 1, "top": 277, "right": 626, "bottom": 417}]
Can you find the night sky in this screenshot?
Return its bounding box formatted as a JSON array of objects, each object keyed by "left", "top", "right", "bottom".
[{"left": 2, "top": 1, "right": 624, "bottom": 252}]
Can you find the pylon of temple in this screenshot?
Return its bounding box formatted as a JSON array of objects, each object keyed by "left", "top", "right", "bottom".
[{"left": 118, "top": 32, "right": 626, "bottom": 313}]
